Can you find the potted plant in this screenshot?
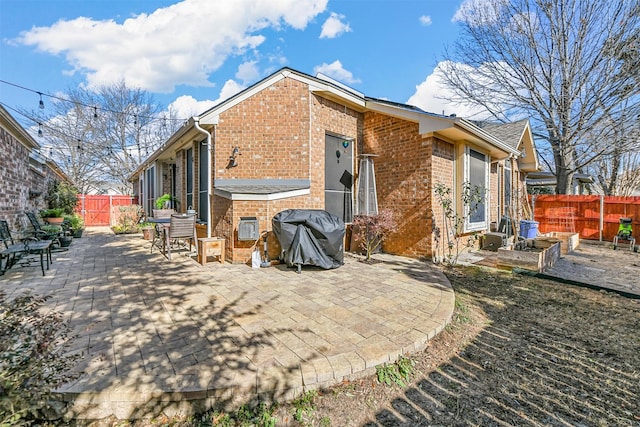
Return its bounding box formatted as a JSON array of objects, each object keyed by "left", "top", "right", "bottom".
[
  {"left": 65, "top": 214, "right": 84, "bottom": 238},
  {"left": 58, "top": 234, "right": 73, "bottom": 247},
  {"left": 153, "top": 193, "right": 177, "bottom": 218},
  {"left": 139, "top": 222, "right": 155, "bottom": 240},
  {"left": 40, "top": 208, "right": 65, "bottom": 225}
]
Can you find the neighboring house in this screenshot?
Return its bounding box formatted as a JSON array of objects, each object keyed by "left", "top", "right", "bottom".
[
  {"left": 0, "top": 105, "right": 69, "bottom": 235},
  {"left": 131, "top": 67, "right": 539, "bottom": 263}
]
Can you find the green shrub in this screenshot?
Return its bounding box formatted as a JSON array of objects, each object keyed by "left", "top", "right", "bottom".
[
  {"left": 0, "top": 291, "right": 79, "bottom": 425},
  {"left": 112, "top": 205, "right": 144, "bottom": 234},
  {"left": 154, "top": 193, "right": 177, "bottom": 209},
  {"left": 39, "top": 208, "right": 65, "bottom": 219},
  {"left": 45, "top": 181, "right": 78, "bottom": 215},
  {"left": 64, "top": 214, "right": 84, "bottom": 231}
]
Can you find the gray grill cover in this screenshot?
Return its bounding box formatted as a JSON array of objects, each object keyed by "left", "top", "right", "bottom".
[{"left": 272, "top": 209, "right": 345, "bottom": 270}]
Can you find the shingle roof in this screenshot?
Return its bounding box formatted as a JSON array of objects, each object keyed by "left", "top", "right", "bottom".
[{"left": 472, "top": 119, "right": 529, "bottom": 150}]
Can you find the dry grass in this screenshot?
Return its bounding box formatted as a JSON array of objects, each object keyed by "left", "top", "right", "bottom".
[{"left": 276, "top": 266, "right": 640, "bottom": 426}]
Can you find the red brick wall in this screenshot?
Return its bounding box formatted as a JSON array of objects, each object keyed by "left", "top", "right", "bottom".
[
  {"left": 0, "top": 127, "right": 49, "bottom": 234},
  {"left": 210, "top": 77, "right": 364, "bottom": 263},
  {"left": 214, "top": 78, "right": 311, "bottom": 180},
  {"left": 362, "top": 112, "right": 436, "bottom": 258},
  {"left": 430, "top": 138, "right": 456, "bottom": 259}
]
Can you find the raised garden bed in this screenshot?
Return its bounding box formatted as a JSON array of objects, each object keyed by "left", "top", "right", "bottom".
[
  {"left": 497, "top": 241, "right": 561, "bottom": 272},
  {"left": 537, "top": 232, "right": 579, "bottom": 255}
]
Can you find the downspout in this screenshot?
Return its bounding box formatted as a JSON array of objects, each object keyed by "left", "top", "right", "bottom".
[{"left": 194, "top": 119, "right": 212, "bottom": 239}]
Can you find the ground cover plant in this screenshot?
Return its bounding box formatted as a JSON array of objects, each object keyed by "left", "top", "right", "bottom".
[{"left": 0, "top": 291, "right": 79, "bottom": 426}]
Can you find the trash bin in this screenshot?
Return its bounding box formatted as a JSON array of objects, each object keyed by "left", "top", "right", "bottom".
[
  {"left": 272, "top": 209, "right": 345, "bottom": 273},
  {"left": 519, "top": 220, "right": 539, "bottom": 238}
]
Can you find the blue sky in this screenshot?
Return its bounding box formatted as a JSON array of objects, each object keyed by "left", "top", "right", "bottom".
[{"left": 1, "top": 0, "right": 476, "bottom": 126}]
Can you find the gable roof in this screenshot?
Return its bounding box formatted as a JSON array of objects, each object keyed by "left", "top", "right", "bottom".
[
  {"left": 473, "top": 120, "right": 530, "bottom": 151},
  {"left": 130, "top": 67, "right": 531, "bottom": 178}
]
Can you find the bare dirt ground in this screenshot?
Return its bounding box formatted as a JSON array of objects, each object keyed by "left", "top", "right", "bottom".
[{"left": 275, "top": 266, "right": 640, "bottom": 426}]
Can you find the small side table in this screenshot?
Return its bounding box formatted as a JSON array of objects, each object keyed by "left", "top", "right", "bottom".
[{"left": 198, "top": 237, "right": 225, "bottom": 265}]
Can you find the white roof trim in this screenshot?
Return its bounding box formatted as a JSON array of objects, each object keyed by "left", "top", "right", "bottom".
[
  {"left": 214, "top": 188, "right": 310, "bottom": 201},
  {"left": 198, "top": 68, "right": 366, "bottom": 124}
]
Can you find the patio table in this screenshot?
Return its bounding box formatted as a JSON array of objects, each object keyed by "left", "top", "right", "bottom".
[
  {"left": 0, "top": 239, "right": 52, "bottom": 276},
  {"left": 148, "top": 216, "right": 198, "bottom": 259}
]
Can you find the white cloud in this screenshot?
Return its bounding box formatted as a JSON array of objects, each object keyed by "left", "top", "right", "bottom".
[
  {"left": 319, "top": 12, "right": 352, "bottom": 39},
  {"left": 419, "top": 15, "right": 432, "bottom": 26},
  {"left": 452, "top": 0, "right": 502, "bottom": 25},
  {"left": 235, "top": 61, "right": 260, "bottom": 83},
  {"left": 168, "top": 79, "right": 246, "bottom": 118},
  {"left": 406, "top": 61, "right": 492, "bottom": 119},
  {"left": 313, "top": 60, "right": 360, "bottom": 85},
  {"left": 16, "top": 0, "right": 328, "bottom": 93}
]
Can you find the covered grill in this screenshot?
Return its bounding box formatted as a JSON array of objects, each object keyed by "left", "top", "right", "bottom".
[{"left": 272, "top": 209, "right": 345, "bottom": 273}]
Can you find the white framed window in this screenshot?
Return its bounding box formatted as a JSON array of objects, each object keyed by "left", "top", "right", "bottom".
[{"left": 464, "top": 147, "right": 489, "bottom": 231}]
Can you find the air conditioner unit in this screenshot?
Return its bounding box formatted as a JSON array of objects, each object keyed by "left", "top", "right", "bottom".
[{"left": 482, "top": 232, "right": 508, "bottom": 251}]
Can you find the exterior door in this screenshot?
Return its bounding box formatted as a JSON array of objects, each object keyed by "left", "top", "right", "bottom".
[{"left": 325, "top": 134, "right": 353, "bottom": 223}]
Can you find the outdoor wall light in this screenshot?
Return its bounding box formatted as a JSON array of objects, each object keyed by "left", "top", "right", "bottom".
[{"left": 227, "top": 146, "right": 241, "bottom": 168}]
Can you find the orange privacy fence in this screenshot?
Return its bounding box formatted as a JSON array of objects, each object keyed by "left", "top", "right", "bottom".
[
  {"left": 531, "top": 195, "right": 640, "bottom": 242},
  {"left": 75, "top": 195, "right": 138, "bottom": 226}
]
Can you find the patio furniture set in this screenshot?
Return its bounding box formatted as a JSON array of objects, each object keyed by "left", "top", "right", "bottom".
[{"left": 0, "top": 211, "right": 71, "bottom": 276}]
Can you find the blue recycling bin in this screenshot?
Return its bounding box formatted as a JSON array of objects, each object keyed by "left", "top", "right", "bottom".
[{"left": 519, "top": 220, "right": 539, "bottom": 238}]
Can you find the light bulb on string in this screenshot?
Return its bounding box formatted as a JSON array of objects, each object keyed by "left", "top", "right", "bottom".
[
  {"left": 38, "top": 92, "right": 44, "bottom": 109},
  {"left": 38, "top": 123, "right": 43, "bottom": 137},
  {"left": 93, "top": 106, "right": 98, "bottom": 119},
  {"left": 77, "top": 139, "right": 81, "bottom": 150}
]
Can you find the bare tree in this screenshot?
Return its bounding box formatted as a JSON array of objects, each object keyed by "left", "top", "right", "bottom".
[
  {"left": 440, "top": 0, "right": 640, "bottom": 194},
  {"left": 27, "top": 80, "right": 181, "bottom": 194}
]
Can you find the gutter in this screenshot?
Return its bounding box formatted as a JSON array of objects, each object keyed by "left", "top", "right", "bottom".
[{"left": 194, "top": 119, "right": 212, "bottom": 239}]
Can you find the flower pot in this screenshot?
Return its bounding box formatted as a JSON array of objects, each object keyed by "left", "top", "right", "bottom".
[
  {"left": 72, "top": 228, "right": 84, "bottom": 238},
  {"left": 142, "top": 227, "right": 154, "bottom": 240},
  {"left": 59, "top": 236, "right": 73, "bottom": 247},
  {"left": 45, "top": 217, "right": 64, "bottom": 225}
]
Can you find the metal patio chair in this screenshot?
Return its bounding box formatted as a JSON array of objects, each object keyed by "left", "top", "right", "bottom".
[
  {"left": 162, "top": 214, "right": 197, "bottom": 260},
  {"left": 25, "top": 211, "right": 64, "bottom": 241}
]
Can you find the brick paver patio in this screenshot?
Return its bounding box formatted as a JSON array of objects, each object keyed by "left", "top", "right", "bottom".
[{"left": 0, "top": 227, "right": 454, "bottom": 419}]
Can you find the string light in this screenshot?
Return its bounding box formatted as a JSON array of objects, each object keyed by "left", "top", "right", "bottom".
[
  {"left": 0, "top": 101, "right": 172, "bottom": 149},
  {"left": 1, "top": 79, "right": 188, "bottom": 123},
  {"left": 38, "top": 123, "right": 43, "bottom": 137},
  {"left": 93, "top": 106, "right": 98, "bottom": 119}
]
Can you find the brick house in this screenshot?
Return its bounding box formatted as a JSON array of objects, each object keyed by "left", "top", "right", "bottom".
[
  {"left": 131, "top": 67, "right": 538, "bottom": 263},
  {"left": 0, "top": 105, "right": 69, "bottom": 235}
]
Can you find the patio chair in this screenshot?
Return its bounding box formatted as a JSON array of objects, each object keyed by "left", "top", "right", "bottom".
[
  {"left": 0, "top": 220, "right": 49, "bottom": 275},
  {"left": 162, "top": 214, "right": 197, "bottom": 260},
  {"left": 25, "top": 211, "right": 64, "bottom": 241}
]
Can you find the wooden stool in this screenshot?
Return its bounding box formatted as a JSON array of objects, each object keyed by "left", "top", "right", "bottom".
[{"left": 198, "top": 237, "right": 225, "bottom": 265}]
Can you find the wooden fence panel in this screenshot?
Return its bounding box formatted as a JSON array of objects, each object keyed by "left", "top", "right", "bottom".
[
  {"left": 76, "top": 195, "right": 137, "bottom": 226},
  {"left": 531, "top": 195, "right": 640, "bottom": 241}
]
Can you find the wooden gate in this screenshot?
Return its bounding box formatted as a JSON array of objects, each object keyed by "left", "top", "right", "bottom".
[{"left": 76, "top": 195, "right": 137, "bottom": 226}]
